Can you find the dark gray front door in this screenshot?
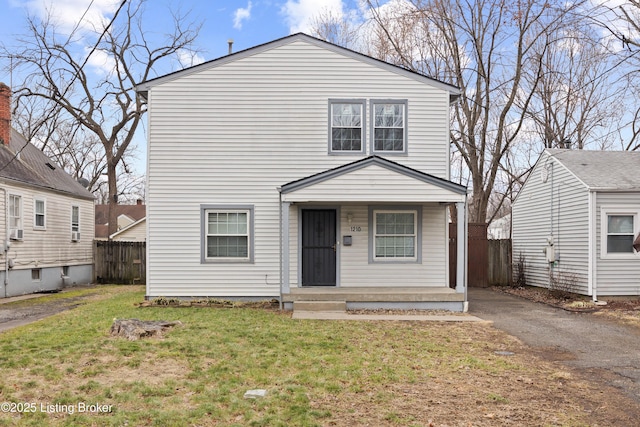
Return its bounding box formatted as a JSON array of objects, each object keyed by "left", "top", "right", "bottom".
[{"left": 302, "top": 209, "right": 337, "bottom": 286}]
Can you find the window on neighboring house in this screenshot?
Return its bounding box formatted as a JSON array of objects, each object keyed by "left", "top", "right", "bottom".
[
  {"left": 9, "top": 194, "right": 22, "bottom": 236},
  {"left": 32, "top": 269, "right": 41, "bottom": 281},
  {"left": 201, "top": 206, "right": 254, "bottom": 262},
  {"left": 371, "top": 100, "right": 407, "bottom": 154},
  {"left": 34, "top": 198, "right": 46, "bottom": 229},
  {"left": 371, "top": 209, "right": 419, "bottom": 262},
  {"left": 71, "top": 206, "right": 80, "bottom": 241},
  {"left": 607, "top": 214, "right": 635, "bottom": 253},
  {"left": 329, "top": 100, "right": 365, "bottom": 153}
]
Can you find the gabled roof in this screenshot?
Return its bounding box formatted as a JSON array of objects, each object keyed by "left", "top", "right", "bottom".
[
  {"left": 280, "top": 155, "right": 466, "bottom": 195},
  {"left": 136, "top": 33, "right": 460, "bottom": 102},
  {"left": 547, "top": 149, "right": 640, "bottom": 191},
  {"left": 95, "top": 203, "right": 146, "bottom": 239},
  {"left": 95, "top": 203, "right": 146, "bottom": 226},
  {"left": 0, "top": 129, "right": 94, "bottom": 199},
  {"left": 109, "top": 216, "right": 146, "bottom": 240}
]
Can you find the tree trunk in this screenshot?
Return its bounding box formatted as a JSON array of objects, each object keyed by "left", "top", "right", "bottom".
[{"left": 107, "top": 159, "right": 119, "bottom": 238}]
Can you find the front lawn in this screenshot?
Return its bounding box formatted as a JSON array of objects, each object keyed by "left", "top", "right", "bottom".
[{"left": 0, "top": 285, "right": 636, "bottom": 426}]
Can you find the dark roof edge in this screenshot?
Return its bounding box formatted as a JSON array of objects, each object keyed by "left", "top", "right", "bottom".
[
  {"left": 0, "top": 176, "right": 95, "bottom": 201},
  {"left": 280, "top": 155, "right": 467, "bottom": 195}
]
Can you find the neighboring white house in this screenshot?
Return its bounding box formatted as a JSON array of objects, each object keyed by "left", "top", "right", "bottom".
[
  {"left": 0, "top": 83, "right": 95, "bottom": 297},
  {"left": 137, "top": 33, "right": 469, "bottom": 311},
  {"left": 95, "top": 200, "right": 146, "bottom": 240},
  {"left": 110, "top": 217, "right": 146, "bottom": 241},
  {"left": 488, "top": 214, "right": 511, "bottom": 239},
  {"left": 512, "top": 149, "right": 640, "bottom": 299}
]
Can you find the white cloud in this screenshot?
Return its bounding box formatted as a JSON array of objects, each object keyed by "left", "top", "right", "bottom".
[
  {"left": 84, "top": 46, "right": 116, "bottom": 75},
  {"left": 176, "top": 49, "right": 205, "bottom": 68},
  {"left": 233, "top": 1, "right": 252, "bottom": 30},
  {"left": 19, "top": 0, "right": 120, "bottom": 35},
  {"left": 281, "top": 0, "right": 345, "bottom": 34}
]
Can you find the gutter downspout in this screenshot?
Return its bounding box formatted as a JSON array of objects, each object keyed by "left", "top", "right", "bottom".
[
  {"left": 1, "top": 187, "right": 8, "bottom": 298},
  {"left": 277, "top": 188, "right": 283, "bottom": 310},
  {"left": 588, "top": 190, "right": 596, "bottom": 301}
]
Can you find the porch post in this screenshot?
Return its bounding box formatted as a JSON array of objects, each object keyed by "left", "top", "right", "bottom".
[
  {"left": 455, "top": 201, "right": 466, "bottom": 294},
  {"left": 281, "top": 201, "right": 291, "bottom": 294}
]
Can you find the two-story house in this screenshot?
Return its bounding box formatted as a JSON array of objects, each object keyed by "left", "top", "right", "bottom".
[
  {"left": 0, "top": 83, "right": 95, "bottom": 298},
  {"left": 137, "top": 34, "right": 468, "bottom": 311}
]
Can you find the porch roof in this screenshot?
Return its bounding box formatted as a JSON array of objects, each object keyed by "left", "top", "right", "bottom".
[{"left": 279, "top": 156, "right": 467, "bottom": 203}]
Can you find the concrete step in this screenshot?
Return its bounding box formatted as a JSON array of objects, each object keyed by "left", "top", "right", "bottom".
[{"left": 293, "top": 300, "right": 346, "bottom": 312}]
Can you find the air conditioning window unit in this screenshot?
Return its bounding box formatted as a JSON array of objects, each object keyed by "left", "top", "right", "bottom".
[
  {"left": 71, "top": 231, "right": 80, "bottom": 242},
  {"left": 9, "top": 229, "right": 23, "bottom": 240}
]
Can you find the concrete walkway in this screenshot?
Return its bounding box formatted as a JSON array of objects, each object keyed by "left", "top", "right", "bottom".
[
  {"left": 468, "top": 287, "right": 640, "bottom": 403},
  {"left": 292, "top": 311, "right": 486, "bottom": 321}
]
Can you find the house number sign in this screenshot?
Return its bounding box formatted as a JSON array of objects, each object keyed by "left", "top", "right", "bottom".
[{"left": 350, "top": 226, "right": 362, "bottom": 232}]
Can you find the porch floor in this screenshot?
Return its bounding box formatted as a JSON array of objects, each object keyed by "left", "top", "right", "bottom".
[{"left": 282, "top": 286, "right": 464, "bottom": 303}]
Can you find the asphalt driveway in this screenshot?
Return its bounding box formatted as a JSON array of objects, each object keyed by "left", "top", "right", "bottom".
[{"left": 468, "top": 287, "right": 640, "bottom": 403}]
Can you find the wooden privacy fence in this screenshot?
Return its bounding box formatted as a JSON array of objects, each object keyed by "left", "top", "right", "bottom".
[
  {"left": 94, "top": 240, "right": 146, "bottom": 284},
  {"left": 449, "top": 223, "right": 489, "bottom": 288},
  {"left": 488, "top": 239, "right": 512, "bottom": 286},
  {"left": 449, "top": 224, "right": 513, "bottom": 288}
]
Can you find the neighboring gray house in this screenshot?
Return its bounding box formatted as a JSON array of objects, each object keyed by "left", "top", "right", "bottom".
[
  {"left": 0, "top": 83, "right": 95, "bottom": 297},
  {"left": 137, "top": 33, "right": 469, "bottom": 311},
  {"left": 512, "top": 149, "right": 640, "bottom": 299}
]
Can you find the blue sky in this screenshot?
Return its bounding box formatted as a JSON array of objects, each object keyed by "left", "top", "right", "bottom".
[
  {"left": 0, "top": 0, "right": 356, "bottom": 175},
  {"left": 0, "top": 0, "right": 354, "bottom": 83}
]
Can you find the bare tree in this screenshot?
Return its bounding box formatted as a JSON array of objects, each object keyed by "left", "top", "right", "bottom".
[
  {"left": 591, "top": 0, "right": 640, "bottom": 151},
  {"left": 523, "top": 18, "right": 623, "bottom": 150},
  {"left": 2, "top": 0, "right": 200, "bottom": 235}
]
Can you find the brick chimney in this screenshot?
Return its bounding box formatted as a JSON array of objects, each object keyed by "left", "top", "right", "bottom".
[{"left": 0, "top": 83, "right": 11, "bottom": 147}]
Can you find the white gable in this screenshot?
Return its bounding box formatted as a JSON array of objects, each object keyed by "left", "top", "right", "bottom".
[{"left": 281, "top": 164, "right": 465, "bottom": 203}]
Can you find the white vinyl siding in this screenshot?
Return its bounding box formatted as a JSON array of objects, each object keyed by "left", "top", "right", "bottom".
[
  {"left": 512, "top": 152, "right": 590, "bottom": 294},
  {"left": 111, "top": 219, "right": 146, "bottom": 241},
  {"left": 0, "top": 181, "right": 94, "bottom": 270},
  {"left": 595, "top": 195, "right": 640, "bottom": 295},
  {"left": 145, "top": 39, "right": 453, "bottom": 297},
  {"left": 281, "top": 164, "right": 464, "bottom": 203}
]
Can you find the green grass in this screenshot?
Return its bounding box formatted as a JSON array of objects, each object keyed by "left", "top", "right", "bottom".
[{"left": 0, "top": 286, "right": 622, "bottom": 426}]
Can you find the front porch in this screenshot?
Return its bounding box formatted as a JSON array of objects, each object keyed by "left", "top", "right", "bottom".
[
  {"left": 282, "top": 286, "right": 467, "bottom": 312},
  {"left": 278, "top": 156, "right": 469, "bottom": 313}
]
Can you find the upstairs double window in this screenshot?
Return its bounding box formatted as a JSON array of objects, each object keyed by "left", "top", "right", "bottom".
[{"left": 329, "top": 99, "right": 407, "bottom": 155}]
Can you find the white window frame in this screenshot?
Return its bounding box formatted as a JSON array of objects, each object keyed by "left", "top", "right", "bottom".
[
  {"left": 71, "top": 206, "right": 80, "bottom": 241},
  {"left": 370, "top": 100, "right": 408, "bottom": 155},
  {"left": 9, "top": 194, "right": 22, "bottom": 235},
  {"left": 328, "top": 99, "right": 366, "bottom": 154},
  {"left": 31, "top": 268, "right": 41, "bottom": 281},
  {"left": 369, "top": 207, "right": 421, "bottom": 263},
  {"left": 34, "top": 198, "right": 46, "bottom": 230},
  {"left": 600, "top": 207, "right": 639, "bottom": 259},
  {"left": 201, "top": 205, "right": 254, "bottom": 263}
]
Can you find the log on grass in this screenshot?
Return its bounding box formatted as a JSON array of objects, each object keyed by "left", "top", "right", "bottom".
[{"left": 110, "top": 318, "right": 182, "bottom": 341}]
